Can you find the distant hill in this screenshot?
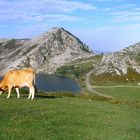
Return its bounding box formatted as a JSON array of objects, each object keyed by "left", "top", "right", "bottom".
[
  {"left": 0, "top": 27, "right": 93, "bottom": 75},
  {"left": 93, "top": 42, "right": 140, "bottom": 76}
]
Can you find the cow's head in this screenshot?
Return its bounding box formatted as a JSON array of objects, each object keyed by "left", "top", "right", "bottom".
[
  {"left": 0, "top": 79, "right": 6, "bottom": 94},
  {"left": 0, "top": 80, "right": 4, "bottom": 95}
]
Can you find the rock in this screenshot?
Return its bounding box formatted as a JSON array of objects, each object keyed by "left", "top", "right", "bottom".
[
  {"left": 94, "top": 42, "right": 140, "bottom": 76},
  {"left": 0, "top": 27, "right": 93, "bottom": 75}
]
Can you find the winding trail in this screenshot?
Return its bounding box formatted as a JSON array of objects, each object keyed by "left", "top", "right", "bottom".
[{"left": 85, "top": 70, "right": 114, "bottom": 99}]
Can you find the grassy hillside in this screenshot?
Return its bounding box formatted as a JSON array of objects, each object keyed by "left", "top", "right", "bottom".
[
  {"left": 91, "top": 68, "right": 140, "bottom": 86},
  {"left": 0, "top": 92, "right": 139, "bottom": 140},
  {"left": 0, "top": 54, "right": 139, "bottom": 140},
  {"left": 55, "top": 55, "right": 102, "bottom": 79},
  {"left": 55, "top": 55, "right": 102, "bottom": 90},
  {"left": 94, "top": 87, "right": 140, "bottom": 102}
]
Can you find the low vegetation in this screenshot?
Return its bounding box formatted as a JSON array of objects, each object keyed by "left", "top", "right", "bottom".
[
  {"left": 0, "top": 90, "right": 139, "bottom": 140},
  {"left": 80, "top": 44, "right": 91, "bottom": 53},
  {"left": 91, "top": 68, "right": 140, "bottom": 86},
  {"left": 0, "top": 54, "right": 139, "bottom": 140},
  {"left": 55, "top": 55, "right": 102, "bottom": 89}
]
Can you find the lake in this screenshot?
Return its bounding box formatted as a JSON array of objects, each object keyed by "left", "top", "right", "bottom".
[
  {"left": 36, "top": 74, "right": 80, "bottom": 93},
  {"left": 0, "top": 74, "right": 80, "bottom": 93}
]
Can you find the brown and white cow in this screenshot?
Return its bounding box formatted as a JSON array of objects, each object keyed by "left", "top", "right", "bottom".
[{"left": 0, "top": 68, "right": 36, "bottom": 100}]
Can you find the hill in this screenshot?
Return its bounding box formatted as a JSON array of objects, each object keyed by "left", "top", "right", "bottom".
[
  {"left": 94, "top": 42, "right": 140, "bottom": 76},
  {"left": 91, "top": 42, "right": 140, "bottom": 86},
  {"left": 0, "top": 27, "right": 93, "bottom": 75}
]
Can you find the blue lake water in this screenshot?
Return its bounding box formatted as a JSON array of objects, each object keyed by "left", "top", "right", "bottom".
[
  {"left": 0, "top": 74, "right": 80, "bottom": 93},
  {"left": 36, "top": 74, "right": 80, "bottom": 93}
]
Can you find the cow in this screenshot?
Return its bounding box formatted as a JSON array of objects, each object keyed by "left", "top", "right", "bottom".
[{"left": 0, "top": 68, "right": 36, "bottom": 100}]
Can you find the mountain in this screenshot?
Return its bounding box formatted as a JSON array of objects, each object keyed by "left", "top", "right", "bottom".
[
  {"left": 0, "top": 27, "right": 93, "bottom": 75},
  {"left": 94, "top": 42, "right": 140, "bottom": 76}
]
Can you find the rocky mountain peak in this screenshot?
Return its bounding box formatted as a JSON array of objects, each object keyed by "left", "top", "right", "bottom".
[{"left": 0, "top": 27, "right": 93, "bottom": 75}]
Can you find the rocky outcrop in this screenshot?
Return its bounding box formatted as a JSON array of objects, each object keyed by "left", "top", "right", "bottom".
[
  {"left": 0, "top": 27, "right": 93, "bottom": 75},
  {"left": 94, "top": 42, "right": 140, "bottom": 75}
]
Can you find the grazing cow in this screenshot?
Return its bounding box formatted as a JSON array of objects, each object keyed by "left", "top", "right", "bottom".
[{"left": 0, "top": 68, "right": 36, "bottom": 100}]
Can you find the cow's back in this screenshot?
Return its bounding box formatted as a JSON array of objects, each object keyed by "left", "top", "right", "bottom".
[{"left": 3, "top": 69, "right": 35, "bottom": 87}]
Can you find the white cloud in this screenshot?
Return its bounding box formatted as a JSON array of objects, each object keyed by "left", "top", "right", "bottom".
[
  {"left": 111, "top": 11, "right": 140, "bottom": 22},
  {"left": 34, "top": 14, "right": 81, "bottom": 22},
  {"left": 103, "top": 8, "right": 113, "bottom": 11},
  {"left": 135, "top": 8, "right": 140, "bottom": 11},
  {"left": 0, "top": 0, "right": 96, "bottom": 23},
  {"left": 96, "top": 0, "right": 125, "bottom": 2}
]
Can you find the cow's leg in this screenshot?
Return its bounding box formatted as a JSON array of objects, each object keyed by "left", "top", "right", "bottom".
[
  {"left": 31, "top": 86, "right": 35, "bottom": 100},
  {"left": 0, "top": 91, "right": 3, "bottom": 95},
  {"left": 7, "top": 85, "right": 12, "bottom": 98},
  {"left": 28, "top": 87, "right": 32, "bottom": 99},
  {"left": 28, "top": 86, "right": 35, "bottom": 100},
  {"left": 15, "top": 88, "right": 20, "bottom": 98}
]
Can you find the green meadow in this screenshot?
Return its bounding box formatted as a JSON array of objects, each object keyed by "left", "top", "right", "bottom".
[
  {"left": 94, "top": 87, "right": 140, "bottom": 102},
  {"left": 0, "top": 91, "right": 139, "bottom": 140},
  {"left": 0, "top": 56, "right": 140, "bottom": 140}
]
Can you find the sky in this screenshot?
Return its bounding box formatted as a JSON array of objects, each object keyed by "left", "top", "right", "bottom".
[{"left": 0, "top": 0, "right": 140, "bottom": 52}]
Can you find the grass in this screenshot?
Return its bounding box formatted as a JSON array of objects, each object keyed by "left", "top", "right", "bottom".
[
  {"left": 55, "top": 54, "right": 102, "bottom": 80},
  {"left": 0, "top": 55, "right": 139, "bottom": 139},
  {"left": 0, "top": 91, "right": 139, "bottom": 140},
  {"left": 91, "top": 69, "right": 140, "bottom": 86},
  {"left": 94, "top": 87, "right": 140, "bottom": 101},
  {"left": 93, "top": 87, "right": 140, "bottom": 109}
]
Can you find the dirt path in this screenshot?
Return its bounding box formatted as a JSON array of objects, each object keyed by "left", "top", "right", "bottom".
[{"left": 85, "top": 70, "right": 114, "bottom": 99}]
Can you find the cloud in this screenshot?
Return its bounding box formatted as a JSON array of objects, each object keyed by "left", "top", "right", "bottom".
[
  {"left": 111, "top": 11, "right": 140, "bottom": 22},
  {"left": 0, "top": 0, "right": 96, "bottom": 23},
  {"left": 100, "top": 2, "right": 140, "bottom": 22},
  {"left": 96, "top": 0, "right": 125, "bottom": 2},
  {"left": 134, "top": 8, "right": 140, "bottom": 11},
  {"left": 34, "top": 14, "right": 81, "bottom": 22}
]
